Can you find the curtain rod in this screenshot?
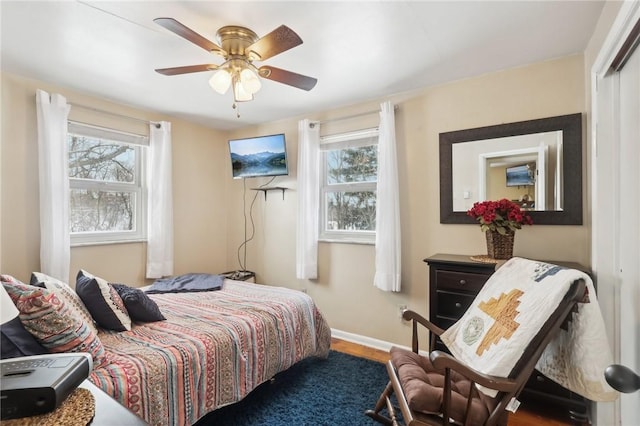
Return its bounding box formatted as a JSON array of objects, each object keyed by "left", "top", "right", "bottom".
[
  {"left": 314, "top": 104, "right": 399, "bottom": 127},
  {"left": 69, "top": 102, "right": 161, "bottom": 128}
]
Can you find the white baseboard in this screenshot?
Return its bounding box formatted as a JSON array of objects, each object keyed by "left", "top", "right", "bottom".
[
  {"left": 331, "top": 328, "right": 399, "bottom": 352},
  {"left": 331, "top": 328, "right": 429, "bottom": 356}
]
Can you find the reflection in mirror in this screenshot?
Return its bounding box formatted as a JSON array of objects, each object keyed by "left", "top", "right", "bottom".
[
  {"left": 452, "top": 131, "right": 562, "bottom": 212},
  {"left": 440, "top": 113, "right": 582, "bottom": 225}
]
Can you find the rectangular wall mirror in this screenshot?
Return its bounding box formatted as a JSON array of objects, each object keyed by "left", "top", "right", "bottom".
[{"left": 440, "top": 113, "right": 583, "bottom": 225}]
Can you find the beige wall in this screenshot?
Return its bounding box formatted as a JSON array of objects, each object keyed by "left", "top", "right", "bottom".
[
  {"left": 0, "top": 72, "right": 229, "bottom": 287},
  {"left": 226, "top": 54, "right": 589, "bottom": 345},
  {"left": 1, "top": 55, "right": 589, "bottom": 346}
]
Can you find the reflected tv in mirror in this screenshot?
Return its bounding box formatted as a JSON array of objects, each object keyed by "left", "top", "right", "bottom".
[
  {"left": 228, "top": 133, "right": 288, "bottom": 179},
  {"left": 505, "top": 163, "right": 535, "bottom": 187}
]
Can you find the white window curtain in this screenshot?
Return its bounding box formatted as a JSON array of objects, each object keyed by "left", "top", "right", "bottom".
[
  {"left": 36, "top": 90, "right": 71, "bottom": 282},
  {"left": 296, "top": 119, "right": 320, "bottom": 279},
  {"left": 146, "top": 121, "right": 174, "bottom": 279},
  {"left": 374, "top": 101, "right": 401, "bottom": 292}
]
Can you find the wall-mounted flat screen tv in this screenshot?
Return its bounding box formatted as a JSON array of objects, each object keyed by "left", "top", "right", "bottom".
[
  {"left": 228, "top": 133, "right": 288, "bottom": 179},
  {"left": 505, "top": 163, "right": 535, "bottom": 187}
]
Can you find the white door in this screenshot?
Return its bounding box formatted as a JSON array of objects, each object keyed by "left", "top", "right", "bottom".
[
  {"left": 592, "top": 5, "right": 640, "bottom": 425},
  {"left": 616, "top": 33, "right": 640, "bottom": 425}
]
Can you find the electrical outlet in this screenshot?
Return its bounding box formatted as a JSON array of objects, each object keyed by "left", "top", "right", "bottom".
[{"left": 397, "top": 304, "right": 407, "bottom": 320}]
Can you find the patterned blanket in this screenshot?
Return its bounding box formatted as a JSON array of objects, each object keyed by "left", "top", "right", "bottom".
[
  {"left": 441, "top": 257, "right": 617, "bottom": 402},
  {"left": 89, "top": 280, "right": 331, "bottom": 425}
]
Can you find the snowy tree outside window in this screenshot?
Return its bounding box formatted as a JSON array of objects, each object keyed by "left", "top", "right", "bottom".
[
  {"left": 67, "top": 122, "right": 147, "bottom": 245},
  {"left": 320, "top": 128, "right": 378, "bottom": 243}
]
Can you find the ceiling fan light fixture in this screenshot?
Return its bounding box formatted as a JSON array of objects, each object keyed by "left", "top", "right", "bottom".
[
  {"left": 240, "top": 67, "right": 261, "bottom": 94},
  {"left": 154, "top": 18, "right": 316, "bottom": 115},
  {"left": 232, "top": 74, "right": 253, "bottom": 102},
  {"left": 209, "top": 69, "right": 231, "bottom": 94}
]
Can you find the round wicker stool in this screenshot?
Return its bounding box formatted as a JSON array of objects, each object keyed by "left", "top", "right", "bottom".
[{"left": 4, "top": 388, "right": 95, "bottom": 426}]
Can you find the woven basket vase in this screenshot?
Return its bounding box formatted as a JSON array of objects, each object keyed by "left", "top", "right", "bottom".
[{"left": 485, "top": 230, "right": 515, "bottom": 260}]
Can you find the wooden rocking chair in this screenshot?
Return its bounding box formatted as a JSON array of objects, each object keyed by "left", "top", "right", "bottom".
[{"left": 365, "top": 278, "right": 586, "bottom": 426}]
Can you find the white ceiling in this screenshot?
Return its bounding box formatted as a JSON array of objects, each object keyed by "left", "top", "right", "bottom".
[{"left": 1, "top": 1, "right": 605, "bottom": 130}]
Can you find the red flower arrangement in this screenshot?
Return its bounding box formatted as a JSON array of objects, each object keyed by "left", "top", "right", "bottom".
[{"left": 467, "top": 198, "right": 533, "bottom": 234}]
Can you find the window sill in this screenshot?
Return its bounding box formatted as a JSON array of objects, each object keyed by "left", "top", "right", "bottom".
[
  {"left": 71, "top": 239, "right": 146, "bottom": 248},
  {"left": 318, "top": 238, "right": 374, "bottom": 246}
]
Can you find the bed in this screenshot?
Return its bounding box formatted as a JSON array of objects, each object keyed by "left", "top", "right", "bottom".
[{"left": 88, "top": 279, "right": 331, "bottom": 426}]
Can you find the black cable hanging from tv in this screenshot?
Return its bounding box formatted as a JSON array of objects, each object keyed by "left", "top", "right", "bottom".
[{"left": 237, "top": 176, "right": 276, "bottom": 271}]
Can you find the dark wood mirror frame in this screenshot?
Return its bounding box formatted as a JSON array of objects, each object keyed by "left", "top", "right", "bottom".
[{"left": 440, "top": 113, "right": 583, "bottom": 225}]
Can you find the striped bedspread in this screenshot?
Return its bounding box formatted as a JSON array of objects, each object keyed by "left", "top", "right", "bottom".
[{"left": 89, "top": 280, "right": 331, "bottom": 425}]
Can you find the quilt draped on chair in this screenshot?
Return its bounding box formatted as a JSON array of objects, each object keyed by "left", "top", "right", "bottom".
[{"left": 441, "top": 257, "right": 617, "bottom": 402}]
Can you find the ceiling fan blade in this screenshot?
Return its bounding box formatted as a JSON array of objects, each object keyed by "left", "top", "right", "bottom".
[
  {"left": 155, "top": 64, "right": 219, "bottom": 76},
  {"left": 154, "top": 17, "right": 225, "bottom": 56},
  {"left": 247, "top": 25, "right": 303, "bottom": 61},
  {"left": 258, "top": 66, "right": 317, "bottom": 91}
]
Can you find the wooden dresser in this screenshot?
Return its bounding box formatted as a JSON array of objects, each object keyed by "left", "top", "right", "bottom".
[{"left": 424, "top": 253, "right": 590, "bottom": 424}]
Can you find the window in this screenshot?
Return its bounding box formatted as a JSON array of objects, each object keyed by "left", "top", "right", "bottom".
[
  {"left": 320, "top": 128, "right": 378, "bottom": 243},
  {"left": 68, "top": 122, "right": 148, "bottom": 245}
]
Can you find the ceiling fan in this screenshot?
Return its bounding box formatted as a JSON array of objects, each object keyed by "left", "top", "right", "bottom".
[{"left": 153, "top": 17, "right": 317, "bottom": 105}]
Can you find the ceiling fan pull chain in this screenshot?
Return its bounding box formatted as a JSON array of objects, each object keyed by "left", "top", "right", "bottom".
[{"left": 233, "top": 102, "right": 240, "bottom": 118}]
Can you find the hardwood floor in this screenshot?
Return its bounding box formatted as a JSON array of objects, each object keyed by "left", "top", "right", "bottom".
[{"left": 330, "top": 338, "right": 572, "bottom": 426}]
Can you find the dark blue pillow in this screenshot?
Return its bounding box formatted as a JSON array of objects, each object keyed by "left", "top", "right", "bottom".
[
  {"left": 1, "top": 317, "right": 48, "bottom": 359},
  {"left": 111, "top": 284, "right": 166, "bottom": 323},
  {"left": 75, "top": 270, "right": 131, "bottom": 332}
]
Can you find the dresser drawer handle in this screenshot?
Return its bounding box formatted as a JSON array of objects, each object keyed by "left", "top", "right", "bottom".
[
  {"left": 455, "top": 302, "right": 462, "bottom": 308},
  {"left": 459, "top": 279, "right": 467, "bottom": 285}
]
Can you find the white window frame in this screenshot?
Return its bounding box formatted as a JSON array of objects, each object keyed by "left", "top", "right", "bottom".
[
  {"left": 319, "top": 128, "right": 379, "bottom": 244},
  {"left": 68, "top": 121, "right": 148, "bottom": 246}
]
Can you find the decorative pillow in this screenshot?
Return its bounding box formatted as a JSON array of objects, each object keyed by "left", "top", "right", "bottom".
[
  {"left": 2, "top": 278, "right": 107, "bottom": 368},
  {"left": 111, "top": 283, "right": 166, "bottom": 323},
  {"left": 30, "top": 272, "right": 98, "bottom": 335},
  {"left": 1, "top": 274, "right": 32, "bottom": 286},
  {"left": 0, "top": 277, "right": 48, "bottom": 359},
  {"left": 76, "top": 270, "right": 131, "bottom": 332},
  {"left": 1, "top": 316, "right": 49, "bottom": 359}
]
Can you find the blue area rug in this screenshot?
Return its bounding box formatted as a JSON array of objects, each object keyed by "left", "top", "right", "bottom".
[{"left": 195, "top": 350, "right": 388, "bottom": 426}]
